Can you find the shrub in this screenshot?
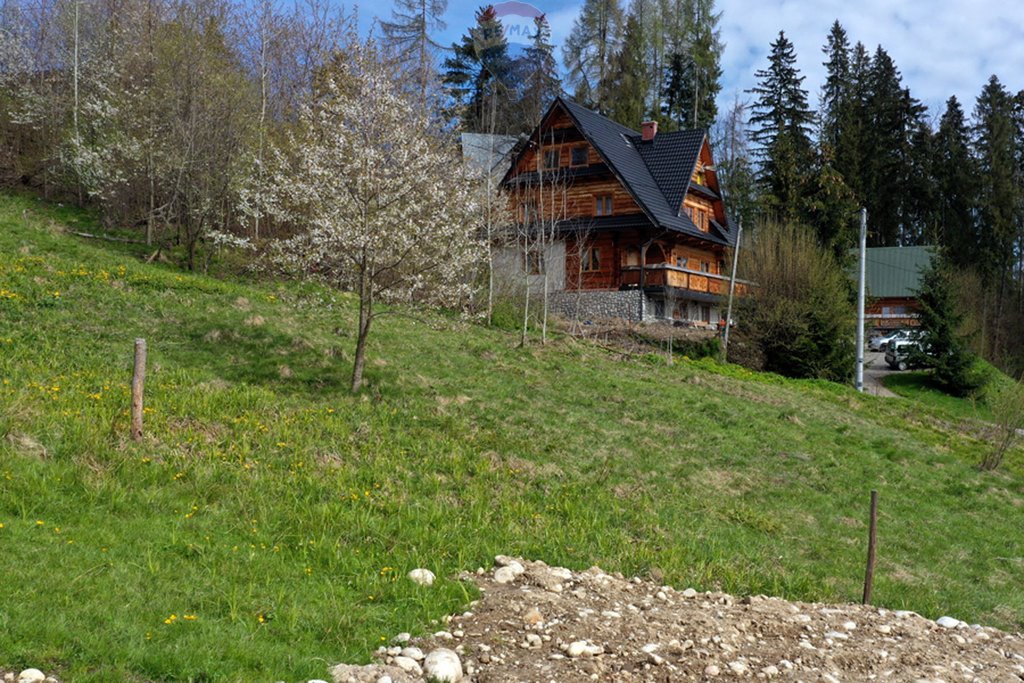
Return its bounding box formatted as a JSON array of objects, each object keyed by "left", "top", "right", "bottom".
[
  {"left": 981, "top": 377, "right": 1024, "bottom": 471},
  {"left": 736, "top": 221, "right": 856, "bottom": 381}
]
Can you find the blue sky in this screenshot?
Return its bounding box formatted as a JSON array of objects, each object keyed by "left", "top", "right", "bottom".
[{"left": 362, "top": 0, "right": 1024, "bottom": 121}]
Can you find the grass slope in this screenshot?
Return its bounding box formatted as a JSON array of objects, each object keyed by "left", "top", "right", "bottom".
[{"left": 1, "top": 193, "right": 1023, "bottom": 681}]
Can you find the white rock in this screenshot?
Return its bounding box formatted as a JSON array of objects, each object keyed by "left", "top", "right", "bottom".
[
  {"left": 843, "top": 620, "right": 858, "bottom": 630},
  {"left": 761, "top": 664, "right": 779, "bottom": 678},
  {"left": 682, "top": 588, "right": 698, "bottom": 598},
  {"left": 308, "top": 680, "right": 330, "bottom": 683},
  {"left": 641, "top": 644, "right": 659, "bottom": 654},
  {"left": 704, "top": 664, "right": 721, "bottom": 676},
  {"left": 400, "top": 647, "right": 424, "bottom": 661},
  {"left": 824, "top": 631, "right": 850, "bottom": 640},
  {"left": 423, "top": 648, "right": 463, "bottom": 683},
  {"left": 936, "top": 616, "right": 962, "bottom": 629},
  {"left": 408, "top": 568, "right": 435, "bottom": 586},
  {"left": 601, "top": 610, "right": 621, "bottom": 619},
  {"left": 728, "top": 661, "right": 748, "bottom": 675},
  {"left": 566, "top": 640, "right": 603, "bottom": 657},
  {"left": 393, "top": 632, "right": 411, "bottom": 644},
  {"left": 876, "top": 624, "right": 892, "bottom": 634},
  {"left": 525, "top": 633, "right": 543, "bottom": 647},
  {"left": 494, "top": 566, "right": 520, "bottom": 584},
  {"left": 17, "top": 671, "right": 45, "bottom": 683},
  {"left": 549, "top": 567, "right": 573, "bottom": 580},
  {"left": 392, "top": 656, "right": 422, "bottom": 675},
  {"left": 376, "top": 678, "right": 393, "bottom": 683}
]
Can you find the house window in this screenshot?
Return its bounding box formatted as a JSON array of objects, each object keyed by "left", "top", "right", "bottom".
[
  {"left": 625, "top": 247, "right": 640, "bottom": 266},
  {"left": 701, "top": 261, "right": 710, "bottom": 273},
  {"left": 571, "top": 147, "right": 588, "bottom": 166},
  {"left": 676, "top": 256, "right": 687, "bottom": 269},
  {"left": 543, "top": 149, "right": 560, "bottom": 169},
  {"left": 654, "top": 299, "right": 666, "bottom": 318},
  {"left": 524, "top": 250, "right": 544, "bottom": 275},
  {"left": 595, "top": 195, "right": 613, "bottom": 216},
  {"left": 582, "top": 248, "right": 601, "bottom": 272},
  {"left": 701, "top": 304, "right": 711, "bottom": 323},
  {"left": 718, "top": 260, "right": 727, "bottom": 275}
]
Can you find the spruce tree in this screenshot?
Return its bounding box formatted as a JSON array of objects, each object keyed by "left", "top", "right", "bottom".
[
  {"left": 606, "top": 12, "right": 646, "bottom": 127},
  {"left": 861, "top": 47, "right": 928, "bottom": 246},
  {"left": 915, "top": 260, "right": 983, "bottom": 396},
  {"left": 562, "top": 0, "right": 623, "bottom": 111},
  {"left": 380, "top": 0, "right": 448, "bottom": 103},
  {"left": 747, "top": 31, "right": 814, "bottom": 223},
  {"left": 659, "top": 0, "right": 722, "bottom": 131},
  {"left": 932, "top": 96, "right": 978, "bottom": 266},
  {"left": 516, "top": 15, "right": 560, "bottom": 128},
  {"left": 819, "top": 21, "right": 851, "bottom": 152},
  {"left": 441, "top": 6, "right": 516, "bottom": 132}
]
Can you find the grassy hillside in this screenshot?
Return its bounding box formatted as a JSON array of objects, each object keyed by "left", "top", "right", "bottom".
[{"left": 1, "top": 193, "right": 1023, "bottom": 682}]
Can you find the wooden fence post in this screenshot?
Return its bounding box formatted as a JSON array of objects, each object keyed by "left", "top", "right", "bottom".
[
  {"left": 862, "top": 489, "right": 878, "bottom": 604},
  {"left": 131, "top": 338, "right": 146, "bottom": 441}
]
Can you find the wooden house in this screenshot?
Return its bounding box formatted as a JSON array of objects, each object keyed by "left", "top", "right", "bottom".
[
  {"left": 854, "top": 246, "right": 935, "bottom": 331},
  {"left": 497, "top": 96, "right": 744, "bottom": 326}
]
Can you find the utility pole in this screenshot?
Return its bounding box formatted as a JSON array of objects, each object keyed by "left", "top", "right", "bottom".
[
  {"left": 855, "top": 208, "right": 867, "bottom": 392},
  {"left": 721, "top": 222, "right": 743, "bottom": 361}
]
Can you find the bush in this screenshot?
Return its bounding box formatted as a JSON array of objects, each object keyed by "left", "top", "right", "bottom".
[
  {"left": 981, "top": 377, "right": 1024, "bottom": 471},
  {"left": 736, "top": 221, "right": 855, "bottom": 381}
]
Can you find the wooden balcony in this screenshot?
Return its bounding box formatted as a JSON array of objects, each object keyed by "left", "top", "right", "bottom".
[{"left": 620, "top": 264, "right": 750, "bottom": 297}]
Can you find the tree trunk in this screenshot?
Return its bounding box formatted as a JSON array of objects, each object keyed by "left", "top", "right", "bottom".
[{"left": 351, "top": 270, "right": 373, "bottom": 393}]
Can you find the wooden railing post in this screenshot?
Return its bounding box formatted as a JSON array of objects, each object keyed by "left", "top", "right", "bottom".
[{"left": 131, "top": 338, "right": 146, "bottom": 441}]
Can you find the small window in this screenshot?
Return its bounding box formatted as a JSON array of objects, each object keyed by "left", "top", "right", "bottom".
[
  {"left": 701, "top": 261, "right": 710, "bottom": 273},
  {"left": 595, "top": 195, "right": 613, "bottom": 216},
  {"left": 525, "top": 250, "right": 544, "bottom": 275},
  {"left": 571, "top": 147, "right": 588, "bottom": 166},
  {"left": 654, "top": 299, "right": 666, "bottom": 318},
  {"left": 543, "top": 149, "right": 560, "bottom": 169},
  {"left": 701, "top": 304, "right": 711, "bottom": 323},
  {"left": 718, "top": 260, "right": 727, "bottom": 274},
  {"left": 582, "top": 248, "right": 601, "bottom": 272},
  {"left": 676, "top": 256, "right": 686, "bottom": 269}
]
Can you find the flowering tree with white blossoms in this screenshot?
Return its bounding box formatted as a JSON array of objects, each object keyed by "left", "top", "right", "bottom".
[{"left": 265, "top": 40, "right": 483, "bottom": 392}]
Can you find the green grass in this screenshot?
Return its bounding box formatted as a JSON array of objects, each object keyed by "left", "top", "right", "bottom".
[
  {"left": 1, "top": 192, "right": 1023, "bottom": 681},
  {"left": 883, "top": 360, "right": 1012, "bottom": 423}
]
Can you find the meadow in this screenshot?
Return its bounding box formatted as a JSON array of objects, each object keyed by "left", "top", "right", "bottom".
[{"left": 1, "top": 193, "right": 1022, "bottom": 681}]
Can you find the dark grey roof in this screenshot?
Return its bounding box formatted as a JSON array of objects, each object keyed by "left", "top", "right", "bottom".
[
  {"left": 634, "top": 129, "right": 705, "bottom": 210},
  {"left": 555, "top": 98, "right": 734, "bottom": 247}
]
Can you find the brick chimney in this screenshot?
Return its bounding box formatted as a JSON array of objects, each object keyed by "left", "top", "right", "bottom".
[{"left": 641, "top": 120, "right": 658, "bottom": 141}]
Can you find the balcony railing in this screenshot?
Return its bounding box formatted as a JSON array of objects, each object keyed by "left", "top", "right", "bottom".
[{"left": 620, "top": 264, "right": 751, "bottom": 296}]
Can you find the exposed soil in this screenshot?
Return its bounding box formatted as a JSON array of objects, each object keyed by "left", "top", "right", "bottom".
[{"left": 332, "top": 557, "right": 1024, "bottom": 683}]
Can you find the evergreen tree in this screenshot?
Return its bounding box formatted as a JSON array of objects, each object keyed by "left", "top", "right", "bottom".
[
  {"left": 804, "top": 145, "right": 858, "bottom": 256},
  {"left": 606, "top": 12, "right": 646, "bottom": 127},
  {"left": 441, "top": 6, "right": 517, "bottom": 132},
  {"left": 861, "top": 47, "right": 928, "bottom": 246},
  {"left": 659, "top": 0, "right": 722, "bottom": 130},
  {"left": 914, "top": 260, "right": 984, "bottom": 396},
  {"left": 973, "top": 75, "right": 1018, "bottom": 286},
  {"left": 562, "top": 0, "right": 623, "bottom": 111},
  {"left": 516, "top": 15, "right": 560, "bottom": 128},
  {"left": 380, "top": 0, "right": 448, "bottom": 103},
  {"left": 747, "top": 31, "right": 814, "bottom": 223},
  {"left": 819, "top": 21, "right": 851, "bottom": 151},
  {"left": 932, "top": 96, "right": 978, "bottom": 266}
]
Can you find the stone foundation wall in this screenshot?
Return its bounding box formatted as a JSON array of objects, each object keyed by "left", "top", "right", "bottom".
[{"left": 548, "top": 289, "right": 644, "bottom": 323}]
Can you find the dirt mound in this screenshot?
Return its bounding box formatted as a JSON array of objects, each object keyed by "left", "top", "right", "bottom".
[{"left": 331, "top": 557, "right": 1024, "bottom": 683}]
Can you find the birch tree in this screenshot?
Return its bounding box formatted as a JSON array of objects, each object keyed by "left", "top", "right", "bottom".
[{"left": 265, "top": 40, "right": 483, "bottom": 392}]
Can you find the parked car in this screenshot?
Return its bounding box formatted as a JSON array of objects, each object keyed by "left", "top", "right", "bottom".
[
  {"left": 869, "top": 329, "right": 911, "bottom": 352},
  {"left": 886, "top": 339, "right": 925, "bottom": 371}
]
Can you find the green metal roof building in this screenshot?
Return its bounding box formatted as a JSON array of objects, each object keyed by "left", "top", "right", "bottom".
[{"left": 861, "top": 246, "right": 935, "bottom": 298}]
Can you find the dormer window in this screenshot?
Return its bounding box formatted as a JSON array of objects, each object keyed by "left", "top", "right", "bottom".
[{"left": 571, "top": 147, "right": 588, "bottom": 167}]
